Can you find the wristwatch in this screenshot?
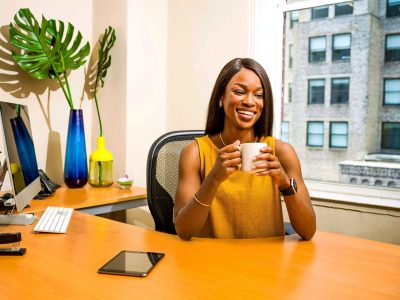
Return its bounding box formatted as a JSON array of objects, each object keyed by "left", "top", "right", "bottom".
[{"left": 279, "top": 178, "right": 297, "bottom": 196}]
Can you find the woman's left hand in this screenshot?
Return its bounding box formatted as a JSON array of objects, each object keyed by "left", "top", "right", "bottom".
[{"left": 253, "top": 146, "right": 290, "bottom": 188}]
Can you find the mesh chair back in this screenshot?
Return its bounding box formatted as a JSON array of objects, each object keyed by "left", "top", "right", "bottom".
[{"left": 146, "top": 130, "right": 204, "bottom": 234}]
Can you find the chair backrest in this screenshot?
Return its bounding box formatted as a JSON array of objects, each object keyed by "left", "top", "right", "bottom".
[{"left": 146, "top": 130, "right": 204, "bottom": 234}]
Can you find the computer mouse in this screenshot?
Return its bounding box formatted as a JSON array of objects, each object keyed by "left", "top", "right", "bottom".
[{"left": 1, "top": 193, "right": 14, "bottom": 200}]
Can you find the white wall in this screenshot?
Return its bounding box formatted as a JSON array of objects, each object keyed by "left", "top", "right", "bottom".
[
  {"left": 126, "top": 0, "right": 168, "bottom": 187},
  {"left": 166, "top": 0, "right": 253, "bottom": 131},
  {"left": 0, "top": 0, "right": 93, "bottom": 184}
]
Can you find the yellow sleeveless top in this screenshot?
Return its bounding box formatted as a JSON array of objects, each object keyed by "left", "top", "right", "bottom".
[{"left": 195, "top": 135, "right": 284, "bottom": 239}]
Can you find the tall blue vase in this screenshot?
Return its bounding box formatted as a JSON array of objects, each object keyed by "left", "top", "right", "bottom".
[{"left": 64, "top": 109, "right": 88, "bottom": 188}]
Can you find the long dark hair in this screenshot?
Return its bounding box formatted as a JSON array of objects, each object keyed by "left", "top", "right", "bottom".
[{"left": 204, "top": 58, "right": 273, "bottom": 137}]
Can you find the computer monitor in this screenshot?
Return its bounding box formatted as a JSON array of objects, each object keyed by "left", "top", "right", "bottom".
[{"left": 0, "top": 101, "right": 41, "bottom": 224}]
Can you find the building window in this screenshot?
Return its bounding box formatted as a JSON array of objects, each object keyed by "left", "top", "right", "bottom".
[
  {"left": 290, "top": 11, "right": 299, "bottom": 28},
  {"left": 308, "top": 79, "right": 325, "bottom": 104},
  {"left": 331, "top": 78, "right": 350, "bottom": 104},
  {"left": 289, "top": 44, "right": 293, "bottom": 68},
  {"left": 384, "top": 78, "right": 400, "bottom": 105},
  {"left": 281, "top": 121, "right": 289, "bottom": 142},
  {"left": 387, "top": 0, "right": 400, "bottom": 17},
  {"left": 330, "top": 122, "right": 348, "bottom": 148},
  {"left": 332, "top": 33, "right": 351, "bottom": 61},
  {"left": 335, "top": 2, "right": 353, "bottom": 16},
  {"left": 385, "top": 34, "right": 400, "bottom": 62},
  {"left": 307, "top": 121, "right": 324, "bottom": 147},
  {"left": 382, "top": 122, "right": 400, "bottom": 150},
  {"left": 312, "top": 6, "right": 329, "bottom": 19},
  {"left": 288, "top": 83, "right": 292, "bottom": 102},
  {"left": 309, "top": 36, "right": 326, "bottom": 62}
]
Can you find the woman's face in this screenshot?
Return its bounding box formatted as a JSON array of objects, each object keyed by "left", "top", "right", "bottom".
[{"left": 221, "top": 68, "right": 264, "bottom": 131}]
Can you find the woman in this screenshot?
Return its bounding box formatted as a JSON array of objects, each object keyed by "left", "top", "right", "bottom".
[{"left": 174, "top": 58, "right": 316, "bottom": 240}]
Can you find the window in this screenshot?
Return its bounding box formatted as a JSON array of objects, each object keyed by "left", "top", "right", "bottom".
[
  {"left": 330, "top": 122, "right": 348, "bottom": 148},
  {"left": 312, "top": 6, "right": 329, "bottom": 19},
  {"left": 384, "top": 79, "right": 400, "bottom": 105},
  {"left": 387, "top": 0, "right": 400, "bottom": 17},
  {"left": 290, "top": 11, "right": 299, "bottom": 28},
  {"left": 309, "top": 36, "right": 326, "bottom": 62},
  {"left": 308, "top": 79, "right": 325, "bottom": 104},
  {"left": 289, "top": 44, "right": 293, "bottom": 68},
  {"left": 307, "top": 122, "right": 324, "bottom": 147},
  {"left": 385, "top": 34, "right": 400, "bottom": 62},
  {"left": 281, "top": 121, "right": 289, "bottom": 142},
  {"left": 331, "top": 78, "right": 350, "bottom": 104},
  {"left": 277, "top": 1, "right": 400, "bottom": 191},
  {"left": 335, "top": 3, "right": 353, "bottom": 16},
  {"left": 382, "top": 122, "right": 400, "bottom": 150},
  {"left": 332, "top": 33, "right": 351, "bottom": 61}
]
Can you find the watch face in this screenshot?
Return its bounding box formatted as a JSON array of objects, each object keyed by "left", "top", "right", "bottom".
[{"left": 292, "top": 178, "right": 297, "bottom": 193}]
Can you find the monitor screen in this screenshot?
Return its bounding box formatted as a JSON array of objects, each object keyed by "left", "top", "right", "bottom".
[{"left": 0, "top": 101, "right": 41, "bottom": 212}]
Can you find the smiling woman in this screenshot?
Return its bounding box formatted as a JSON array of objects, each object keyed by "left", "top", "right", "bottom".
[{"left": 173, "top": 58, "right": 316, "bottom": 241}]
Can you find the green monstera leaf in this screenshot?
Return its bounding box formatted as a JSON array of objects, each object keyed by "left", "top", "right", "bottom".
[
  {"left": 9, "top": 8, "right": 90, "bottom": 109},
  {"left": 94, "top": 26, "right": 116, "bottom": 137}
]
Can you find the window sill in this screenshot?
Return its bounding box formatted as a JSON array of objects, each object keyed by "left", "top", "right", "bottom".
[{"left": 305, "top": 180, "right": 400, "bottom": 210}]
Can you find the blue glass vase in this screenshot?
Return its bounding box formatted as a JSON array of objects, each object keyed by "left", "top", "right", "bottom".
[{"left": 64, "top": 109, "right": 88, "bottom": 188}]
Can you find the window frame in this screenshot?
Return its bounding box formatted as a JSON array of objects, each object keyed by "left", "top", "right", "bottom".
[
  {"left": 386, "top": 0, "right": 400, "bottom": 18},
  {"left": 383, "top": 78, "right": 400, "bottom": 105},
  {"left": 334, "top": 2, "right": 353, "bottom": 16},
  {"left": 329, "top": 121, "right": 348, "bottom": 148},
  {"left": 311, "top": 5, "right": 329, "bottom": 19},
  {"left": 281, "top": 121, "right": 290, "bottom": 142},
  {"left": 309, "top": 36, "right": 327, "bottom": 62},
  {"left": 332, "top": 33, "right": 351, "bottom": 61},
  {"left": 308, "top": 79, "right": 325, "bottom": 104},
  {"left": 331, "top": 77, "right": 350, "bottom": 104},
  {"left": 307, "top": 121, "right": 324, "bottom": 147},
  {"left": 385, "top": 33, "right": 400, "bottom": 62},
  {"left": 381, "top": 122, "right": 400, "bottom": 150}
]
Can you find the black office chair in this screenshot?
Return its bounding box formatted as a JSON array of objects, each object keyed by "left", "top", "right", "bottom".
[
  {"left": 146, "top": 130, "right": 295, "bottom": 235},
  {"left": 146, "top": 130, "right": 204, "bottom": 234}
]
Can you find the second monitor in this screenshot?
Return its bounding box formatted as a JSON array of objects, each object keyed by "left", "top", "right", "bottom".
[{"left": 0, "top": 101, "right": 41, "bottom": 223}]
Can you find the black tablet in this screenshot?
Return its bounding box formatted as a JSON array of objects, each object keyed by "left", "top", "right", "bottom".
[{"left": 98, "top": 250, "right": 165, "bottom": 277}]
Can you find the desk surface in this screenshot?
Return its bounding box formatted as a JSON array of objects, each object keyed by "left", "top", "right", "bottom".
[
  {"left": 23, "top": 184, "right": 147, "bottom": 214},
  {"left": 0, "top": 211, "right": 399, "bottom": 299}
]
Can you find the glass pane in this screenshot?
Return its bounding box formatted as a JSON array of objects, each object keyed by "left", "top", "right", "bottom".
[
  {"left": 312, "top": 6, "right": 329, "bottom": 19},
  {"left": 331, "top": 135, "right": 347, "bottom": 147},
  {"left": 310, "top": 37, "right": 326, "bottom": 50},
  {"left": 308, "top": 122, "right": 324, "bottom": 134},
  {"left": 385, "top": 79, "right": 400, "bottom": 104},
  {"left": 387, "top": 35, "right": 400, "bottom": 49},
  {"left": 331, "top": 123, "right": 348, "bottom": 134},
  {"left": 335, "top": 3, "right": 353, "bottom": 16},
  {"left": 382, "top": 123, "right": 400, "bottom": 149},
  {"left": 333, "top": 34, "right": 351, "bottom": 49}
]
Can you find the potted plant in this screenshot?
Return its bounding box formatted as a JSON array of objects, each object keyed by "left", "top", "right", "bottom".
[
  {"left": 88, "top": 26, "right": 116, "bottom": 187},
  {"left": 9, "top": 8, "right": 90, "bottom": 188}
]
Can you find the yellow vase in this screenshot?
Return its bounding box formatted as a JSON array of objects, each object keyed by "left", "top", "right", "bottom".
[{"left": 88, "top": 136, "right": 113, "bottom": 187}]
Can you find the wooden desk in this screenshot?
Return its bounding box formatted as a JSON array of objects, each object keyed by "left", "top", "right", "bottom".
[
  {"left": 23, "top": 184, "right": 147, "bottom": 215},
  {"left": 0, "top": 212, "right": 399, "bottom": 299}
]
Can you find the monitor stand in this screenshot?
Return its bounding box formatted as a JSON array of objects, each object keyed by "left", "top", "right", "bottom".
[{"left": 0, "top": 160, "right": 36, "bottom": 225}]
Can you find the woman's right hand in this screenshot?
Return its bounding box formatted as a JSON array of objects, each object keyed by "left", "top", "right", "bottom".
[{"left": 209, "top": 140, "right": 241, "bottom": 182}]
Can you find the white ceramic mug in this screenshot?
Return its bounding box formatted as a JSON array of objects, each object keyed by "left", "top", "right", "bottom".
[{"left": 239, "top": 142, "right": 268, "bottom": 173}]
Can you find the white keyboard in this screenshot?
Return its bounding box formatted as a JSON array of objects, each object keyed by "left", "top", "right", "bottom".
[{"left": 34, "top": 206, "right": 73, "bottom": 233}]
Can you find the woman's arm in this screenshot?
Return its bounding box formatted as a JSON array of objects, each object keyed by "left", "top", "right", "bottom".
[
  {"left": 255, "top": 140, "right": 316, "bottom": 240},
  {"left": 174, "top": 140, "right": 241, "bottom": 240}
]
